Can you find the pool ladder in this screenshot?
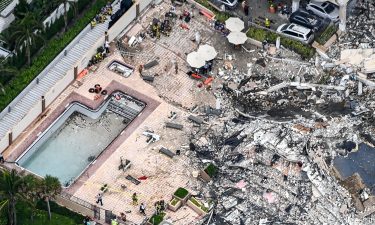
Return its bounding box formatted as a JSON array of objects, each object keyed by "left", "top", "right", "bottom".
[
  {"left": 64, "top": 177, "right": 74, "bottom": 187},
  {"left": 107, "top": 102, "right": 139, "bottom": 121}
]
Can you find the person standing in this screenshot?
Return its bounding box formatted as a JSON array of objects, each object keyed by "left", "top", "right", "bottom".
[
  {"left": 105, "top": 41, "right": 110, "bottom": 54},
  {"left": 265, "top": 18, "right": 271, "bottom": 29},
  {"left": 174, "top": 62, "right": 178, "bottom": 74},
  {"left": 132, "top": 193, "right": 138, "bottom": 205},
  {"left": 139, "top": 203, "right": 146, "bottom": 215},
  {"left": 96, "top": 193, "right": 103, "bottom": 206},
  {"left": 105, "top": 31, "right": 109, "bottom": 42}
]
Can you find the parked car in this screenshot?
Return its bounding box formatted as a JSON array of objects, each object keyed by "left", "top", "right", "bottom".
[
  {"left": 276, "top": 23, "right": 315, "bottom": 44},
  {"left": 289, "top": 10, "right": 330, "bottom": 32},
  {"left": 306, "top": 1, "right": 339, "bottom": 22},
  {"left": 211, "top": 0, "right": 238, "bottom": 9}
]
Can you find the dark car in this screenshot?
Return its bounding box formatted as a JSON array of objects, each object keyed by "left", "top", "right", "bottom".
[{"left": 289, "top": 10, "right": 329, "bottom": 32}]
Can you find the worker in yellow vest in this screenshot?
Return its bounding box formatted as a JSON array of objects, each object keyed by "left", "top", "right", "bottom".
[
  {"left": 265, "top": 18, "right": 271, "bottom": 29},
  {"left": 111, "top": 218, "right": 118, "bottom": 225}
]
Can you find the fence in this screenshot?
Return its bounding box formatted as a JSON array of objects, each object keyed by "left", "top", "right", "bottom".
[
  {"left": 58, "top": 192, "right": 134, "bottom": 225},
  {"left": 0, "top": 0, "right": 155, "bottom": 154}
]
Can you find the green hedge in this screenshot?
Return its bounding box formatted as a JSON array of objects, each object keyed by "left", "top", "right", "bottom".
[
  {"left": 316, "top": 25, "right": 338, "bottom": 45},
  {"left": 0, "top": 0, "right": 108, "bottom": 111},
  {"left": 246, "top": 26, "right": 316, "bottom": 59},
  {"left": 194, "top": 0, "right": 231, "bottom": 22},
  {"left": 149, "top": 212, "right": 165, "bottom": 225},
  {"left": 36, "top": 200, "right": 84, "bottom": 223},
  {"left": 174, "top": 187, "right": 189, "bottom": 199}
]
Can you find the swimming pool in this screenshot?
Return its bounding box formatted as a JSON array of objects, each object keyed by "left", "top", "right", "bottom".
[{"left": 17, "top": 92, "right": 145, "bottom": 187}]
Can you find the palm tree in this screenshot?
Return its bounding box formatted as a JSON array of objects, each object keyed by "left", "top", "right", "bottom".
[
  {"left": 0, "top": 66, "right": 16, "bottom": 96},
  {"left": 13, "top": 0, "right": 30, "bottom": 20},
  {"left": 0, "top": 169, "right": 25, "bottom": 225},
  {"left": 11, "top": 13, "right": 44, "bottom": 66},
  {"left": 55, "top": 0, "right": 77, "bottom": 33},
  {"left": 40, "top": 175, "right": 61, "bottom": 220},
  {"left": 20, "top": 174, "right": 41, "bottom": 222}
]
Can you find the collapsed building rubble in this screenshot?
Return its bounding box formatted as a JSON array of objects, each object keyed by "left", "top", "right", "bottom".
[
  {"left": 182, "top": 3, "right": 375, "bottom": 224},
  {"left": 111, "top": 1, "right": 375, "bottom": 224}
]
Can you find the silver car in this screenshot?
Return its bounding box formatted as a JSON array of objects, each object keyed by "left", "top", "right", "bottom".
[
  {"left": 306, "top": 1, "right": 339, "bottom": 22},
  {"left": 277, "top": 23, "right": 315, "bottom": 44},
  {"left": 211, "top": 0, "right": 238, "bottom": 9}
]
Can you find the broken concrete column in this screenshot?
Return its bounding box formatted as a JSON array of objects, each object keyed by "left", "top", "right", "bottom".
[
  {"left": 315, "top": 56, "right": 319, "bottom": 68},
  {"left": 276, "top": 37, "right": 280, "bottom": 49},
  {"left": 356, "top": 72, "right": 375, "bottom": 88},
  {"left": 292, "top": 0, "right": 300, "bottom": 13},
  {"left": 358, "top": 81, "right": 363, "bottom": 96},
  {"left": 165, "top": 122, "right": 183, "bottom": 130},
  {"left": 338, "top": 0, "right": 348, "bottom": 32}
]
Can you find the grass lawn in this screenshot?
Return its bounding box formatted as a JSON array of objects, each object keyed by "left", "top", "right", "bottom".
[
  {"left": 17, "top": 210, "right": 80, "bottom": 225},
  {"left": 0, "top": 201, "right": 83, "bottom": 225}
]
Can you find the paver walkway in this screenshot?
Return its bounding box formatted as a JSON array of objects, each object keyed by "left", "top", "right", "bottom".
[{"left": 0, "top": 2, "right": 119, "bottom": 142}]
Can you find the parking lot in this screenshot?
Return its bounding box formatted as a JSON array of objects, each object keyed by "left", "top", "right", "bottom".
[{"left": 211, "top": 0, "right": 339, "bottom": 45}]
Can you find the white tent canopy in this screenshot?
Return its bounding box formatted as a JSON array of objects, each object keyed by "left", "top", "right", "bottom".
[
  {"left": 187, "top": 51, "right": 206, "bottom": 68},
  {"left": 225, "top": 17, "right": 245, "bottom": 32},
  {"left": 227, "top": 31, "right": 247, "bottom": 45},
  {"left": 197, "top": 44, "right": 217, "bottom": 61}
]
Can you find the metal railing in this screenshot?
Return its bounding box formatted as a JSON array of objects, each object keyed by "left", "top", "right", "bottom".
[{"left": 60, "top": 191, "right": 95, "bottom": 210}]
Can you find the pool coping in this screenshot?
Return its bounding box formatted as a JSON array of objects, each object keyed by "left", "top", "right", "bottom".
[{"left": 6, "top": 80, "right": 161, "bottom": 194}]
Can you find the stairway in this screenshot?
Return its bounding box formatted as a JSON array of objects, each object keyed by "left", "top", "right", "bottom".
[{"left": 0, "top": 3, "right": 120, "bottom": 141}]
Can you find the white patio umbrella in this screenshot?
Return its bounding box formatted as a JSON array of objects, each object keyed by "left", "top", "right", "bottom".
[
  {"left": 227, "top": 31, "right": 248, "bottom": 45},
  {"left": 225, "top": 17, "right": 245, "bottom": 32},
  {"left": 187, "top": 51, "right": 206, "bottom": 68},
  {"left": 197, "top": 44, "right": 217, "bottom": 61}
]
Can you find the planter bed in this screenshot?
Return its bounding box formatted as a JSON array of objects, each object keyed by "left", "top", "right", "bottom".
[
  {"left": 168, "top": 198, "right": 182, "bottom": 212},
  {"left": 187, "top": 197, "right": 209, "bottom": 216},
  {"left": 200, "top": 163, "right": 217, "bottom": 182},
  {"left": 173, "top": 187, "right": 190, "bottom": 204}
]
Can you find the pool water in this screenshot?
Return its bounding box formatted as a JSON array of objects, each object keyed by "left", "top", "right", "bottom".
[
  {"left": 17, "top": 93, "right": 145, "bottom": 186},
  {"left": 21, "top": 111, "right": 126, "bottom": 186}
]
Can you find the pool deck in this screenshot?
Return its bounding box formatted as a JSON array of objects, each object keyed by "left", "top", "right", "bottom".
[
  {"left": 4, "top": 51, "right": 202, "bottom": 224},
  {"left": 1, "top": 1, "right": 247, "bottom": 224}
]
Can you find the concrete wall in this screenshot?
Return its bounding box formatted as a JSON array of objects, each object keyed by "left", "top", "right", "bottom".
[
  {"left": 139, "top": 0, "right": 153, "bottom": 12},
  {"left": 0, "top": 0, "right": 33, "bottom": 32},
  {"left": 74, "top": 3, "right": 137, "bottom": 72},
  {"left": 108, "top": 3, "right": 137, "bottom": 43},
  {"left": 0, "top": 0, "right": 154, "bottom": 154},
  {"left": 56, "top": 195, "right": 94, "bottom": 218},
  {"left": 43, "top": 3, "right": 71, "bottom": 28},
  {"left": 45, "top": 68, "right": 74, "bottom": 106},
  {"left": 0, "top": 133, "right": 8, "bottom": 152},
  {"left": 12, "top": 100, "right": 41, "bottom": 138}
]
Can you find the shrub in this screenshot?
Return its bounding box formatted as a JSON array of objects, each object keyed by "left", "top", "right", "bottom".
[
  {"left": 316, "top": 25, "right": 338, "bottom": 45},
  {"left": 0, "top": 0, "right": 108, "bottom": 111},
  {"left": 100, "top": 184, "right": 108, "bottom": 191},
  {"left": 194, "top": 0, "right": 231, "bottom": 22},
  {"left": 170, "top": 198, "right": 179, "bottom": 206},
  {"left": 149, "top": 212, "right": 166, "bottom": 225},
  {"left": 77, "top": 0, "right": 92, "bottom": 13},
  {"left": 246, "top": 26, "right": 315, "bottom": 59},
  {"left": 204, "top": 163, "right": 217, "bottom": 177},
  {"left": 174, "top": 187, "right": 189, "bottom": 199},
  {"left": 190, "top": 197, "right": 209, "bottom": 212},
  {"left": 44, "top": 16, "right": 65, "bottom": 40}
]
